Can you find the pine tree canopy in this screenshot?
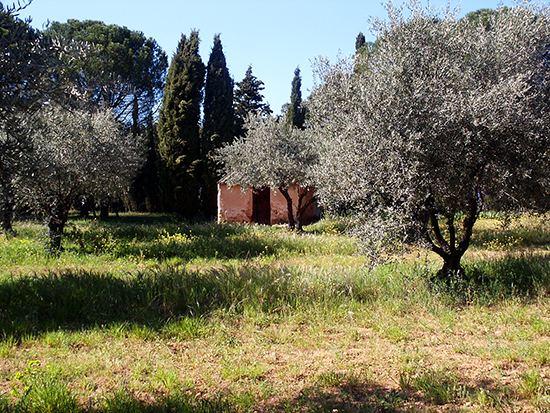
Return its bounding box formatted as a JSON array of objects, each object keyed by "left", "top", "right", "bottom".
[
  {"left": 46, "top": 20, "right": 167, "bottom": 130},
  {"left": 355, "top": 32, "right": 366, "bottom": 51},
  {"left": 234, "top": 65, "right": 272, "bottom": 137}
]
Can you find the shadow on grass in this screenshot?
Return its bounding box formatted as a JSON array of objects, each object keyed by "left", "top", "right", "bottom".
[
  {"left": 0, "top": 379, "right": 417, "bottom": 413},
  {"left": 2, "top": 253, "right": 550, "bottom": 338},
  {"left": 281, "top": 382, "right": 412, "bottom": 412},
  {"left": 0, "top": 267, "right": 256, "bottom": 338},
  {"left": 94, "top": 383, "right": 412, "bottom": 413},
  {"left": 0, "top": 264, "right": 374, "bottom": 339},
  {"left": 1, "top": 376, "right": 520, "bottom": 412},
  {"left": 278, "top": 371, "right": 516, "bottom": 412}
]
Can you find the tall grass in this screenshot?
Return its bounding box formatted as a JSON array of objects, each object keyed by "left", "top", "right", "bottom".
[
  {"left": 0, "top": 264, "right": 383, "bottom": 338},
  {"left": 2, "top": 241, "right": 550, "bottom": 338},
  {"left": 1, "top": 215, "right": 357, "bottom": 276}
]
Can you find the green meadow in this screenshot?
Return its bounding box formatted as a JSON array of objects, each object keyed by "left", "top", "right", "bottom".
[{"left": 1, "top": 213, "right": 550, "bottom": 412}]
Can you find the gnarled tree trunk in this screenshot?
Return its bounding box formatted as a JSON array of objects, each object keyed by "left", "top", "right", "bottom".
[
  {"left": 47, "top": 197, "right": 70, "bottom": 253},
  {"left": 279, "top": 187, "right": 295, "bottom": 230},
  {"left": 425, "top": 197, "right": 480, "bottom": 282},
  {"left": 1, "top": 188, "right": 15, "bottom": 237},
  {"left": 0, "top": 166, "right": 16, "bottom": 237}
]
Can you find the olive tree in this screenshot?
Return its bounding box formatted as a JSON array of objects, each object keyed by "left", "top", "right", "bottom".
[
  {"left": 19, "top": 105, "right": 144, "bottom": 251},
  {"left": 0, "top": 2, "right": 76, "bottom": 235},
  {"left": 309, "top": 1, "right": 550, "bottom": 279},
  {"left": 218, "top": 113, "right": 317, "bottom": 230}
]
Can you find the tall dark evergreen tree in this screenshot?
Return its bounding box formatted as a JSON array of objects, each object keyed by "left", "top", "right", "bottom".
[
  {"left": 202, "top": 34, "right": 234, "bottom": 156},
  {"left": 233, "top": 65, "right": 272, "bottom": 138},
  {"left": 201, "top": 35, "right": 234, "bottom": 219},
  {"left": 286, "top": 66, "right": 306, "bottom": 130},
  {"left": 355, "top": 32, "right": 366, "bottom": 51},
  {"left": 157, "top": 30, "right": 205, "bottom": 218}
]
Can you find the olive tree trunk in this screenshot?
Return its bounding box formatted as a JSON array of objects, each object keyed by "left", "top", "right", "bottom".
[
  {"left": 1, "top": 189, "right": 15, "bottom": 236},
  {"left": 295, "top": 187, "right": 316, "bottom": 232},
  {"left": 426, "top": 197, "right": 480, "bottom": 281},
  {"left": 279, "top": 187, "right": 295, "bottom": 230},
  {"left": 46, "top": 197, "right": 70, "bottom": 253}
]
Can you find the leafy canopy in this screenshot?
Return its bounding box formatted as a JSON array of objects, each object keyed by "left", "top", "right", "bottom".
[
  {"left": 219, "top": 113, "right": 316, "bottom": 191},
  {"left": 46, "top": 20, "right": 168, "bottom": 128},
  {"left": 309, "top": 1, "right": 550, "bottom": 276}
]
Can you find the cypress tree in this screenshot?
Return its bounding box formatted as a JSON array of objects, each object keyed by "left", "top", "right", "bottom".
[
  {"left": 201, "top": 35, "right": 234, "bottom": 218},
  {"left": 233, "top": 65, "right": 272, "bottom": 138},
  {"left": 157, "top": 30, "right": 205, "bottom": 218},
  {"left": 202, "top": 34, "right": 234, "bottom": 156},
  {"left": 286, "top": 66, "right": 305, "bottom": 129},
  {"left": 355, "top": 32, "right": 366, "bottom": 51}
]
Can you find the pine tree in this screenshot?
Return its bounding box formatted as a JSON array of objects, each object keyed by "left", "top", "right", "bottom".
[
  {"left": 201, "top": 34, "right": 234, "bottom": 218},
  {"left": 234, "top": 65, "right": 272, "bottom": 138},
  {"left": 157, "top": 30, "right": 205, "bottom": 218},
  {"left": 286, "top": 66, "right": 306, "bottom": 129}
]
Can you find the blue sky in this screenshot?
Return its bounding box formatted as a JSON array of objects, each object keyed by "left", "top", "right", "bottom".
[{"left": 18, "top": 0, "right": 516, "bottom": 114}]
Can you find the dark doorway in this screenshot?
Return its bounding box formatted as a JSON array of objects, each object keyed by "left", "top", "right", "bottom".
[{"left": 252, "top": 187, "right": 270, "bottom": 224}]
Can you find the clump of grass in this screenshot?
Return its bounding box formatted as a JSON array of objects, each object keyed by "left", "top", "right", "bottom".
[
  {"left": 399, "top": 365, "right": 469, "bottom": 405},
  {"left": 303, "top": 216, "right": 350, "bottom": 235},
  {"left": 9, "top": 360, "right": 79, "bottom": 413},
  {"left": 518, "top": 369, "right": 549, "bottom": 401},
  {"left": 160, "top": 317, "right": 209, "bottom": 340},
  {"left": 316, "top": 371, "right": 350, "bottom": 387},
  {"left": 472, "top": 388, "right": 512, "bottom": 411}
]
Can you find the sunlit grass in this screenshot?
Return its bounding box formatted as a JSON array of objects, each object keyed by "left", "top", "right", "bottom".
[
  {"left": 1, "top": 212, "right": 550, "bottom": 411},
  {"left": 1, "top": 214, "right": 360, "bottom": 278}
]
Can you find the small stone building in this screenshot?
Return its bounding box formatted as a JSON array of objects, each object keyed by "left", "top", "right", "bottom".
[{"left": 217, "top": 183, "right": 319, "bottom": 225}]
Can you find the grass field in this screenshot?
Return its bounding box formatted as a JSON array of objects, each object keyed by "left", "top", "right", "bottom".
[{"left": 1, "top": 213, "right": 550, "bottom": 412}]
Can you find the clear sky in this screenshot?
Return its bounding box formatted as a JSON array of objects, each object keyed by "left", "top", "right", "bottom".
[{"left": 17, "top": 0, "right": 516, "bottom": 115}]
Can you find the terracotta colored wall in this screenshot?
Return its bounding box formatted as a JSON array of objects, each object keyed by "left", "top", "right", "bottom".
[
  {"left": 217, "top": 183, "right": 253, "bottom": 223},
  {"left": 218, "top": 183, "right": 318, "bottom": 225}
]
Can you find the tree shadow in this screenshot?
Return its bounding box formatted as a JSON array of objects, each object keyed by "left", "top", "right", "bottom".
[
  {"left": 271, "top": 373, "right": 517, "bottom": 412},
  {"left": 0, "top": 264, "right": 304, "bottom": 339},
  {"left": 83, "top": 376, "right": 514, "bottom": 412},
  {"left": 275, "top": 381, "right": 414, "bottom": 412},
  {"left": 2, "top": 361, "right": 521, "bottom": 412}
]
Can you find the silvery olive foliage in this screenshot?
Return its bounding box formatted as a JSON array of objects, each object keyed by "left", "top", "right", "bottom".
[
  {"left": 218, "top": 113, "right": 317, "bottom": 229},
  {"left": 308, "top": 1, "right": 550, "bottom": 277},
  {"left": 0, "top": 2, "right": 93, "bottom": 235},
  {"left": 19, "top": 105, "right": 145, "bottom": 250}
]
